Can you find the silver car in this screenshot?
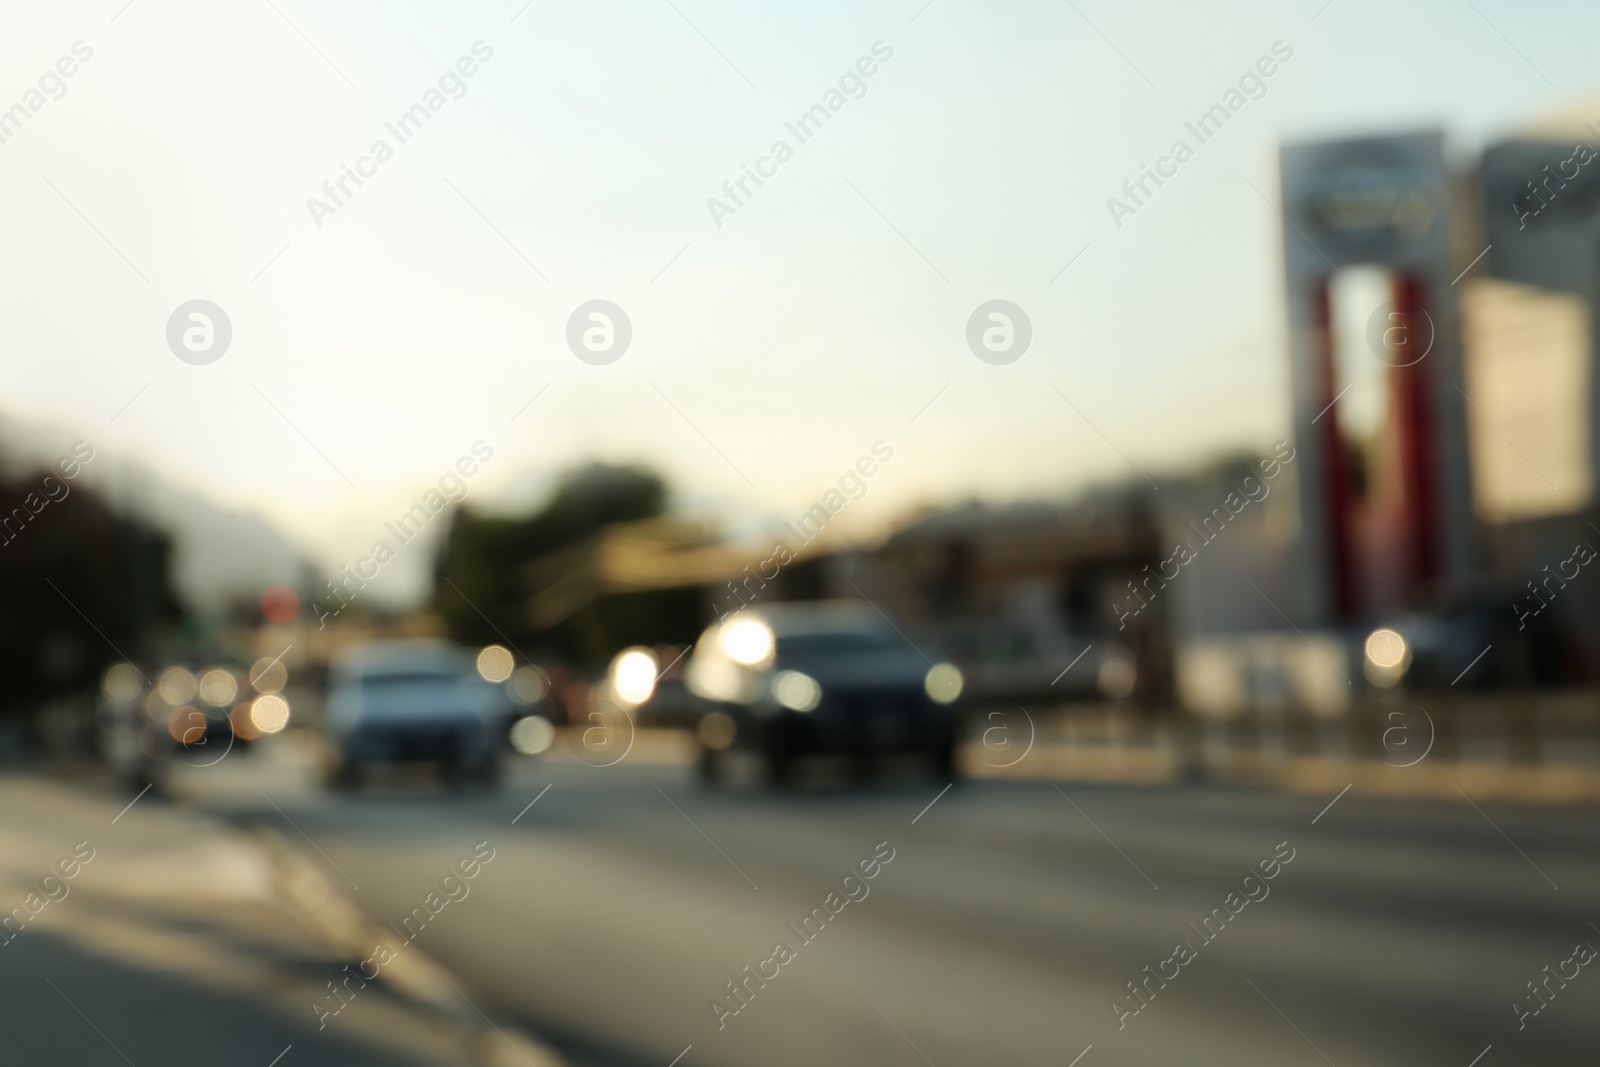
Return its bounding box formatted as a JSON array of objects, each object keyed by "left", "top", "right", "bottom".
[{"left": 324, "top": 640, "right": 503, "bottom": 788}]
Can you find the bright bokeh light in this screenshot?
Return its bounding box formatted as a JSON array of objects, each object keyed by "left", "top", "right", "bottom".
[
  {"left": 102, "top": 662, "right": 144, "bottom": 704},
  {"left": 772, "top": 670, "right": 822, "bottom": 712},
  {"left": 251, "top": 694, "right": 291, "bottom": 733},
  {"left": 509, "top": 715, "right": 555, "bottom": 755},
  {"left": 1366, "top": 628, "right": 1408, "bottom": 669},
  {"left": 612, "top": 648, "right": 659, "bottom": 706},
  {"left": 477, "top": 645, "right": 515, "bottom": 683},
  {"left": 686, "top": 655, "right": 743, "bottom": 703},
  {"left": 720, "top": 619, "right": 774, "bottom": 666},
  {"left": 157, "top": 667, "right": 197, "bottom": 706},
  {"left": 509, "top": 666, "right": 547, "bottom": 705},
  {"left": 250, "top": 656, "right": 288, "bottom": 694},
  {"left": 197, "top": 668, "right": 238, "bottom": 707},
  {"left": 924, "top": 663, "right": 964, "bottom": 704},
  {"left": 230, "top": 702, "right": 263, "bottom": 741},
  {"left": 1365, "top": 628, "right": 1410, "bottom": 688}
]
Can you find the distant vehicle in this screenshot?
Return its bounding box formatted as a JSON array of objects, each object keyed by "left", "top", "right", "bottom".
[
  {"left": 495, "top": 661, "right": 560, "bottom": 741},
  {"left": 684, "top": 603, "right": 962, "bottom": 786},
  {"left": 97, "top": 660, "right": 281, "bottom": 787},
  {"left": 1363, "top": 596, "right": 1570, "bottom": 691},
  {"left": 912, "top": 620, "right": 1133, "bottom": 705},
  {"left": 632, "top": 645, "right": 696, "bottom": 728},
  {"left": 323, "top": 640, "right": 504, "bottom": 788}
]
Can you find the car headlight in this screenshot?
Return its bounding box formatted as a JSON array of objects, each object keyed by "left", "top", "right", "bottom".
[
  {"left": 924, "top": 663, "right": 963, "bottom": 704},
  {"left": 720, "top": 619, "right": 775, "bottom": 667},
  {"left": 772, "top": 670, "right": 822, "bottom": 712},
  {"left": 509, "top": 715, "right": 555, "bottom": 755},
  {"left": 1364, "top": 627, "right": 1409, "bottom": 687},
  {"left": 476, "top": 644, "right": 515, "bottom": 683},
  {"left": 250, "top": 694, "right": 291, "bottom": 734},
  {"left": 198, "top": 667, "right": 238, "bottom": 708},
  {"left": 611, "top": 647, "right": 659, "bottom": 706}
]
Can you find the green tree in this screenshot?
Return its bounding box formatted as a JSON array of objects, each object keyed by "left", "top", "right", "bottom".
[
  {"left": 432, "top": 464, "right": 697, "bottom": 669},
  {"left": 0, "top": 469, "right": 180, "bottom": 722}
]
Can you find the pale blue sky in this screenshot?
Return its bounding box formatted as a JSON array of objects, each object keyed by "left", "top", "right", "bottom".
[{"left": 0, "top": 0, "right": 1593, "bottom": 601}]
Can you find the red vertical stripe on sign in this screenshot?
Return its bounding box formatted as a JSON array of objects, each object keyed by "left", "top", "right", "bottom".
[
  {"left": 1315, "top": 281, "right": 1358, "bottom": 620},
  {"left": 1391, "top": 273, "right": 1441, "bottom": 598}
]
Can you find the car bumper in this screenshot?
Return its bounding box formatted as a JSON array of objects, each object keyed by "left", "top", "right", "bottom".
[
  {"left": 780, "top": 689, "right": 951, "bottom": 753},
  {"left": 341, "top": 720, "right": 493, "bottom": 764}
]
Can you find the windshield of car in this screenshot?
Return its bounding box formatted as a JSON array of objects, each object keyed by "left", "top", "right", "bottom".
[
  {"left": 339, "top": 668, "right": 499, "bottom": 724},
  {"left": 360, "top": 670, "right": 464, "bottom": 689},
  {"left": 776, "top": 630, "right": 909, "bottom": 660}
]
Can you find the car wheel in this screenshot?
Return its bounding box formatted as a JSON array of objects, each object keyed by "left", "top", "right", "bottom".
[
  {"left": 442, "top": 758, "right": 469, "bottom": 791},
  {"left": 480, "top": 757, "right": 503, "bottom": 788},
  {"left": 930, "top": 733, "right": 959, "bottom": 781},
  {"left": 846, "top": 748, "right": 876, "bottom": 786},
  {"left": 448, "top": 754, "right": 501, "bottom": 791},
  {"left": 697, "top": 745, "right": 722, "bottom": 787},
  {"left": 327, "top": 758, "right": 362, "bottom": 792},
  {"left": 764, "top": 736, "right": 797, "bottom": 789}
]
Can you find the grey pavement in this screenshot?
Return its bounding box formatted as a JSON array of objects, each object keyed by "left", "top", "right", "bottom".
[
  {"left": 135, "top": 729, "right": 1600, "bottom": 1067},
  {"left": 0, "top": 769, "right": 557, "bottom": 1067}
]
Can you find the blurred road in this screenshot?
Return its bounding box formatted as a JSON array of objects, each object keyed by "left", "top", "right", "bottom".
[{"left": 170, "top": 738, "right": 1599, "bottom": 1067}]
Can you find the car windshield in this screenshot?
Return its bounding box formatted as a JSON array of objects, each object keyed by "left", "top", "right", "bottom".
[
  {"left": 776, "top": 630, "right": 907, "bottom": 660},
  {"left": 361, "top": 670, "right": 462, "bottom": 688}
]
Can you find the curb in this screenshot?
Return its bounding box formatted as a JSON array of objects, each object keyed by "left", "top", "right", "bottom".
[
  {"left": 965, "top": 741, "right": 1600, "bottom": 806},
  {"left": 248, "top": 824, "right": 567, "bottom": 1067}
]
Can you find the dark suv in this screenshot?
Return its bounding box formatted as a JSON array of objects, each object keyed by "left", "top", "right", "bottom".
[{"left": 685, "top": 603, "right": 961, "bottom": 785}]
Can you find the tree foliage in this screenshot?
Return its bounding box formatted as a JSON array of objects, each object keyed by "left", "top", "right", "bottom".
[
  {"left": 432, "top": 464, "right": 698, "bottom": 669},
  {"left": 0, "top": 470, "right": 180, "bottom": 717}
]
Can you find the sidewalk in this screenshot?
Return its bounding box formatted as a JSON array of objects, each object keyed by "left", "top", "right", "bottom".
[
  {"left": 971, "top": 738, "right": 1600, "bottom": 805},
  {"left": 0, "top": 771, "right": 562, "bottom": 1067}
]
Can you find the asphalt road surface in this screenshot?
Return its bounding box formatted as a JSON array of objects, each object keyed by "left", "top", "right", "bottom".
[{"left": 175, "top": 740, "right": 1600, "bottom": 1067}]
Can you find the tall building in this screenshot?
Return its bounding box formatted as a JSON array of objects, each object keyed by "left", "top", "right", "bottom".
[{"left": 1474, "top": 106, "right": 1600, "bottom": 523}]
